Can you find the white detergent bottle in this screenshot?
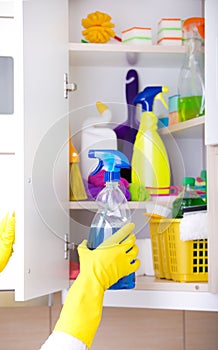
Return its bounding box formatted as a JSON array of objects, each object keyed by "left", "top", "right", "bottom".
[{"left": 80, "top": 101, "right": 117, "bottom": 181}]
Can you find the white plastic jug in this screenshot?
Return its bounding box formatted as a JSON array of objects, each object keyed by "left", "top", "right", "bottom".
[{"left": 80, "top": 102, "right": 117, "bottom": 181}]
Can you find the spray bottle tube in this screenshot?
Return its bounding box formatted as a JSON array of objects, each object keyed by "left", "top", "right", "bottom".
[{"left": 87, "top": 149, "right": 135, "bottom": 289}]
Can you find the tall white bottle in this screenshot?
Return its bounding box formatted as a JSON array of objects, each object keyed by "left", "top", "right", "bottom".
[{"left": 80, "top": 102, "right": 117, "bottom": 181}]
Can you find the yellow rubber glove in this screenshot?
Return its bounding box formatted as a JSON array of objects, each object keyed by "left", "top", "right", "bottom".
[
  {"left": 0, "top": 212, "right": 15, "bottom": 272},
  {"left": 54, "top": 222, "right": 140, "bottom": 349}
]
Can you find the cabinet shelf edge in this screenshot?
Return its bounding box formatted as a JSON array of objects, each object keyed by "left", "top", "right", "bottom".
[{"left": 159, "top": 116, "right": 205, "bottom": 136}]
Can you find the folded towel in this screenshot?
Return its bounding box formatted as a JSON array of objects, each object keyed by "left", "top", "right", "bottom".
[{"left": 180, "top": 212, "right": 208, "bottom": 241}]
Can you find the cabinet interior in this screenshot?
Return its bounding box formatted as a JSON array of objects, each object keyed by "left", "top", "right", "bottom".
[{"left": 68, "top": 0, "right": 207, "bottom": 291}]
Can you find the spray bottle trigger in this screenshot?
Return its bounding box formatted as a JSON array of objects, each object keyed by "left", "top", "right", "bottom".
[
  {"left": 89, "top": 159, "right": 104, "bottom": 176},
  {"left": 154, "top": 91, "right": 168, "bottom": 110}
]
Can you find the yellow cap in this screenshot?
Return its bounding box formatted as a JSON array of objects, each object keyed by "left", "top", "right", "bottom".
[
  {"left": 96, "top": 101, "right": 109, "bottom": 115},
  {"left": 162, "top": 86, "right": 168, "bottom": 94}
]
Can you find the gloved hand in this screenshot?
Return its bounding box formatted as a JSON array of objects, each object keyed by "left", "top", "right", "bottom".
[
  {"left": 0, "top": 212, "right": 15, "bottom": 272},
  {"left": 54, "top": 222, "right": 140, "bottom": 349}
]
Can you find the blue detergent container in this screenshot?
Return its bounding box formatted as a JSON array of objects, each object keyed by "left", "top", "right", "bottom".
[{"left": 87, "top": 149, "right": 135, "bottom": 289}]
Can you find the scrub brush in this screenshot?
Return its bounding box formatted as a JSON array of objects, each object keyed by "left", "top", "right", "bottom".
[
  {"left": 144, "top": 202, "right": 172, "bottom": 220},
  {"left": 69, "top": 137, "right": 87, "bottom": 201}
]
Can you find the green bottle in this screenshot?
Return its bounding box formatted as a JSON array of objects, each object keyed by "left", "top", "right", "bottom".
[
  {"left": 177, "top": 18, "right": 205, "bottom": 121},
  {"left": 172, "top": 177, "right": 205, "bottom": 218}
]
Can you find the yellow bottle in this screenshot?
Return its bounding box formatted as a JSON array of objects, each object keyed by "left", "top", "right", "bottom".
[{"left": 131, "top": 86, "right": 170, "bottom": 195}]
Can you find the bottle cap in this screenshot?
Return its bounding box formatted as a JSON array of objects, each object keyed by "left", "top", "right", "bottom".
[
  {"left": 200, "top": 169, "right": 207, "bottom": 181},
  {"left": 183, "top": 17, "right": 205, "bottom": 39},
  {"left": 182, "top": 177, "right": 195, "bottom": 186},
  {"left": 96, "top": 101, "right": 108, "bottom": 114}
]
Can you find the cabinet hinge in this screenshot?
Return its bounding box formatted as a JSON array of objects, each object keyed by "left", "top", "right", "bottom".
[
  {"left": 64, "top": 234, "right": 78, "bottom": 260},
  {"left": 64, "top": 73, "right": 77, "bottom": 99},
  {"left": 64, "top": 234, "right": 69, "bottom": 259}
]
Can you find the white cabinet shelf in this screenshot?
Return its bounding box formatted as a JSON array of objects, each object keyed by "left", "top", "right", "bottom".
[
  {"left": 67, "top": 276, "right": 216, "bottom": 311},
  {"left": 159, "top": 116, "right": 205, "bottom": 138},
  {"left": 69, "top": 198, "right": 175, "bottom": 211},
  {"left": 69, "top": 275, "right": 208, "bottom": 292},
  {"left": 69, "top": 42, "right": 186, "bottom": 67},
  {"left": 135, "top": 275, "right": 208, "bottom": 292}
]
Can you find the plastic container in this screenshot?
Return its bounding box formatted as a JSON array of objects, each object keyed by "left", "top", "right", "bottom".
[
  {"left": 178, "top": 17, "right": 205, "bottom": 122},
  {"left": 80, "top": 102, "right": 117, "bottom": 182},
  {"left": 158, "top": 18, "right": 182, "bottom": 30},
  {"left": 168, "top": 94, "right": 179, "bottom": 125},
  {"left": 157, "top": 18, "right": 182, "bottom": 45},
  {"left": 87, "top": 149, "right": 135, "bottom": 290},
  {"left": 131, "top": 86, "right": 170, "bottom": 195},
  {"left": 149, "top": 218, "right": 208, "bottom": 282},
  {"left": 158, "top": 116, "right": 169, "bottom": 129},
  {"left": 172, "top": 177, "right": 205, "bottom": 218}
]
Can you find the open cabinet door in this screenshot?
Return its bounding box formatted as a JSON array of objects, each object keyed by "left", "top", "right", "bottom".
[{"left": 14, "top": 0, "right": 69, "bottom": 301}]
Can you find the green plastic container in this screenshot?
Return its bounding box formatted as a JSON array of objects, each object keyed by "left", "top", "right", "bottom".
[
  {"left": 178, "top": 95, "right": 204, "bottom": 122},
  {"left": 172, "top": 177, "right": 205, "bottom": 218}
]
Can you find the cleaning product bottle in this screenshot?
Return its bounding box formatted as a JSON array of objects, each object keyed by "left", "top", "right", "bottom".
[
  {"left": 172, "top": 177, "right": 205, "bottom": 218},
  {"left": 131, "top": 86, "right": 170, "bottom": 195},
  {"left": 177, "top": 17, "right": 205, "bottom": 122},
  {"left": 80, "top": 102, "right": 117, "bottom": 182},
  {"left": 87, "top": 149, "right": 135, "bottom": 289}
]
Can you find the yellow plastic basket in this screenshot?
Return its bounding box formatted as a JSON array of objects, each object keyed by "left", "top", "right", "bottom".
[{"left": 149, "top": 218, "right": 208, "bottom": 282}]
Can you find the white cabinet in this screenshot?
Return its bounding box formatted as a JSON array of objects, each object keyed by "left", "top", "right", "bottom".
[
  {"left": 1, "top": 0, "right": 218, "bottom": 309},
  {"left": 68, "top": 0, "right": 218, "bottom": 310}
]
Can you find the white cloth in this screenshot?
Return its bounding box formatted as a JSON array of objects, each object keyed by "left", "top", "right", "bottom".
[
  {"left": 180, "top": 212, "right": 208, "bottom": 241},
  {"left": 39, "top": 331, "right": 87, "bottom": 350}
]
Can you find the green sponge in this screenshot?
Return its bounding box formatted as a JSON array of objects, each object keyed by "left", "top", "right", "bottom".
[{"left": 128, "top": 183, "right": 150, "bottom": 201}]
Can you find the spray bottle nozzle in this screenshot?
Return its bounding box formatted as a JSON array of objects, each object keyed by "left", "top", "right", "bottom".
[
  {"left": 88, "top": 149, "right": 130, "bottom": 182},
  {"left": 134, "top": 86, "right": 168, "bottom": 112}
]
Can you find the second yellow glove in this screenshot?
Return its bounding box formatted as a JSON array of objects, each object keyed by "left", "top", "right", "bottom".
[{"left": 0, "top": 212, "right": 15, "bottom": 272}]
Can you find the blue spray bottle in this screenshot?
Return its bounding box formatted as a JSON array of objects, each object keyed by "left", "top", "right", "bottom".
[{"left": 87, "top": 149, "right": 135, "bottom": 289}]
